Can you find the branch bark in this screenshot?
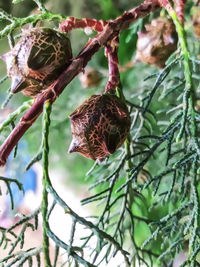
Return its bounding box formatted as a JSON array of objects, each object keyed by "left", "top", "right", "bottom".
[{"left": 0, "top": 0, "right": 160, "bottom": 166}]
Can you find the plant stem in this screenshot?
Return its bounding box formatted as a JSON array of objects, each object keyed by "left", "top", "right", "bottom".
[
  {"left": 162, "top": 5, "right": 194, "bottom": 142},
  {"left": 163, "top": 2, "right": 200, "bottom": 170},
  {"left": 0, "top": 100, "right": 33, "bottom": 133},
  {"left": 41, "top": 101, "right": 52, "bottom": 267},
  {"left": 160, "top": 2, "right": 200, "bottom": 261}
]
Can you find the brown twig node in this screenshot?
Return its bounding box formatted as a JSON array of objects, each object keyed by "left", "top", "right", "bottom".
[{"left": 0, "top": 0, "right": 160, "bottom": 166}]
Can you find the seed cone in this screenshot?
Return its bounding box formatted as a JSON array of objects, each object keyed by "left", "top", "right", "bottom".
[
  {"left": 79, "top": 68, "right": 102, "bottom": 89},
  {"left": 135, "top": 17, "right": 178, "bottom": 68},
  {"left": 69, "top": 94, "right": 131, "bottom": 161},
  {"left": 1, "top": 27, "right": 72, "bottom": 97}
]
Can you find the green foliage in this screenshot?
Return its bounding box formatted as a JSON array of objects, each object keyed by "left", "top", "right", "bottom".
[{"left": 0, "top": 0, "right": 200, "bottom": 266}]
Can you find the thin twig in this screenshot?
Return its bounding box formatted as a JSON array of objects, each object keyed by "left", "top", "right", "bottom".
[{"left": 41, "top": 101, "right": 52, "bottom": 267}]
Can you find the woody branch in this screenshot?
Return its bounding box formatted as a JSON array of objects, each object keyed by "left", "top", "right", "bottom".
[{"left": 0, "top": 0, "right": 160, "bottom": 166}]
